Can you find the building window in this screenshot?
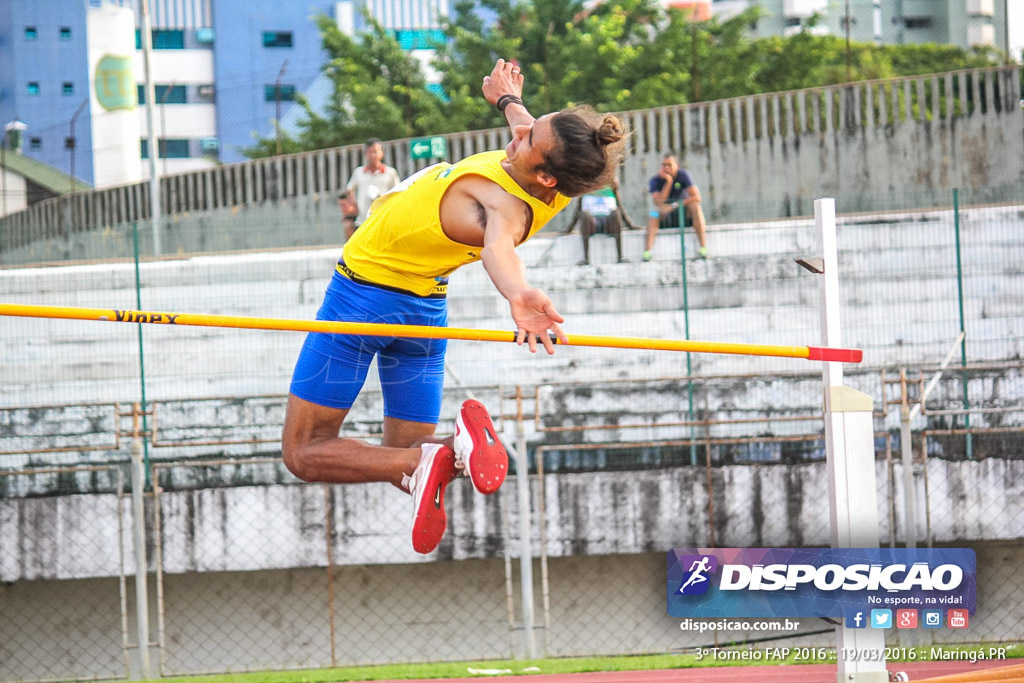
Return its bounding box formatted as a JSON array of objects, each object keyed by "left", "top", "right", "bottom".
[
  {"left": 392, "top": 28, "right": 445, "bottom": 50},
  {"left": 262, "top": 31, "right": 293, "bottom": 48},
  {"left": 27, "top": 82, "right": 40, "bottom": 95},
  {"left": 162, "top": 139, "right": 190, "bottom": 158},
  {"left": 62, "top": 82, "right": 75, "bottom": 96},
  {"left": 264, "top": 84, "right": 296, "bottom": 101},
  {"left": 195, "top": 27, "right": 215, "bottom": 44},
  {"left": 904, "top": 17, "right": 932, "bottom": 29},
  {"left": 60, "top": 26, "right": 72, "bottom": 40},
  {"left": 25, "top": 26, "right": 37, "bottom": 40},
  {"left": 154, "top": 29, "right": 185, "bottom": 49},
  {"left": 137, "top": 84, "right": 188, "bottom": 104},
  {"left": 136, "top": 29, "right": 186, "bottom": 49},
  {"left": 29, "top": 137, "right": 42, "bottom": 150},
  {"left": 140, "top": 138, "right": 191, "bottom": 159}
]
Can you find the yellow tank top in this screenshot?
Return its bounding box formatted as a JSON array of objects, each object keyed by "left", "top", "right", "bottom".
[{"left": 340, "top": 150, "right": 570, "bottom": 297}]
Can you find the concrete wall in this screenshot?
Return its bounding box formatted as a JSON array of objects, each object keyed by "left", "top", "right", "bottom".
[
  {"left": 3, "top": 458, "right": 1021, "bottom": 583},
  {"left": 2, "top": 541, "right": 1021, "bottom": 680},
  {"left": 661, "top": 69, "right": 1024, "bottom": 221}
]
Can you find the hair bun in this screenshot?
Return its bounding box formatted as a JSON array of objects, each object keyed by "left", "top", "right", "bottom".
[{"left": 596, "top": 116, "right": 626, "bottom": 147}]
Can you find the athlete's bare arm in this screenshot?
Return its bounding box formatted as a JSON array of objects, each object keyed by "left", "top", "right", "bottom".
[{"left": 439, "top": 176, "right": 567, "bottom": 355}]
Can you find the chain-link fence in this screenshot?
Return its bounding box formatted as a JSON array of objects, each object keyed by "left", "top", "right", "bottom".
[
  {"left": 2, "top": 363, "right": 1022, "bottom": 679},
  {"left": 2, "top": 180, "right": 1023, "bottom": 678}
]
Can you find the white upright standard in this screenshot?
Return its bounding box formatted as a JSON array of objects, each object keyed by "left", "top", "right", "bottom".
[{"left": 814, "top": 198, "right": 889, "bottom": 683}]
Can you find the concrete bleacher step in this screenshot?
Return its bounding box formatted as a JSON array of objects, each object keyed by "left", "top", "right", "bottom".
[{"left": 2, "top": 211, "right": 1022, "bottom": 409}]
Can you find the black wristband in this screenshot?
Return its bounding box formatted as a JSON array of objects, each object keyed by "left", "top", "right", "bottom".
[{"left": 496, "top": 94, "right": 523, "bottom": 113}]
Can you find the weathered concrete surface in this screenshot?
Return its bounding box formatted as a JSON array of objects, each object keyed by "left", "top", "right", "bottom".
[{"left": 2, "top": 458, "right": 1021, "bottom": 582}]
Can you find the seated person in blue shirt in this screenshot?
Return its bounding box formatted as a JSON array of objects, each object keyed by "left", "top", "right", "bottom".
[
  {"left": 644, "top": 153, "right": 707, "bottom": 261},
  {"left": 563, "top": 177, "right": 638, "bottom": 265}
]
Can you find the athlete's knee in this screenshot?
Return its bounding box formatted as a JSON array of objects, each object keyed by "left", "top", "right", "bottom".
[{"left": 281, "top": 435, "right": 316, "bottom": 482}]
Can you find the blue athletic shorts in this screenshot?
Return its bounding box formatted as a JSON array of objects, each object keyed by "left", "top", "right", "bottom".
[{"left": 289, "top": 271, "right": 448, "bottom": 423}]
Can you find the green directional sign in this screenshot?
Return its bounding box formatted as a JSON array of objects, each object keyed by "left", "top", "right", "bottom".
[{"left": 410, "top": 136, "right": 447, "bottom": 159}]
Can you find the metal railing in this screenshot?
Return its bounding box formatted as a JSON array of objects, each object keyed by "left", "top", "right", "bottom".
[{"left": 2, "top": 65, "right": 1020, "bottom": 260}]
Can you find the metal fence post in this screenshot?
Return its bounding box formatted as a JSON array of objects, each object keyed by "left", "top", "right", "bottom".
[
  {"left": 952, "top": 188, "right": 973, "bottom": 459},
  {"left": 132, "top": 222, "right": 153, "bottom": 485},
  {"left": 679, "top": 204, "right": 698, "bottom": 467},
  {"left": 513, "top": 386, "right": 537, "bottom": 659},
  {"left": 898, "top": 369, "right": 918, "bottom": 548},
  {"left": 130, "top": 435, "right": 151, "bottom": 679}
]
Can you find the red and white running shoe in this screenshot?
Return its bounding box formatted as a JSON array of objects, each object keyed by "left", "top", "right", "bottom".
[
  {"left": 403, "top": 443, "right": 459, "bottom": 554},
  {"left": 453, "top": 399, "right": 508, "bottom": 494}
]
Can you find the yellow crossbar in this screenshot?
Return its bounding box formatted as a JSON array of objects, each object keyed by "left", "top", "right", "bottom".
[{"left": 0, "top": 303, "right": 863, "bottom": 363}]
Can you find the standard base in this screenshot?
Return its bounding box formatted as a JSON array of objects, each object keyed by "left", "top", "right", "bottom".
[{"left": 836, "top": 672, "right": 893, "bottom": 683}]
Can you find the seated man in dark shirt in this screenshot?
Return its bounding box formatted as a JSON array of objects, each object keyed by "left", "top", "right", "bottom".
[{"left": 644, "top": 154, "right": 707, "bottom": 261}]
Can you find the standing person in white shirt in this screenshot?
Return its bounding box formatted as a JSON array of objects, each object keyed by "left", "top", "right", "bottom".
[{"left": 339, "top": 138, "right": 401, "bottom": 242}]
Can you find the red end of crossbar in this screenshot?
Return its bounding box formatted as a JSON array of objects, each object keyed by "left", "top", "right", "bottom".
[{"left": 807, "top": 346, "right": 863, "bottom": 363}]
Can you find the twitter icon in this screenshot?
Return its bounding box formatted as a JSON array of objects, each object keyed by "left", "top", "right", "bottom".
[{"left": 870, "top": 609, "right": 893, "bottom": 629}]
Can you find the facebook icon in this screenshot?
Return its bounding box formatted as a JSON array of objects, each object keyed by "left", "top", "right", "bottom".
[{"left": 845, "top": 611, "right": 866, "bottom": 629}]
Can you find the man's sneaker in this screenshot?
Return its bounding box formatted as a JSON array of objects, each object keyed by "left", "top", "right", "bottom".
[
  {"left": 642, "top": 250, "right": 653, "bottom": 262},
  {"left": 453, "top": 399, "right": 507, "bottom": 494},
  {"left": 697, "top": 246, "right": 708, "bottom": 259},
  {"left": 402, "top": 443, "right": 459, "bottom": 554}
]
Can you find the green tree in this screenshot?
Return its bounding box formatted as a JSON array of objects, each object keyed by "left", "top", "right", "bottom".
[
  {"left": 433, "top": 0, "right": 703, "bottom": 112},
  {"left": 245, "top": 1, "right": 1003, "bottom": 158}
]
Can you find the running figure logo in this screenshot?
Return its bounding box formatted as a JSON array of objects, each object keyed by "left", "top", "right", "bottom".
[{"left": 677, "top": 554, "right": 718, "bottom": 595}]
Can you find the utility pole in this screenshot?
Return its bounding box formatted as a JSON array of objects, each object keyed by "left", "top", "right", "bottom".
[
  {"left": 68, "top": 99, "right": 89, "bottom": 193},
  {"left": 140, "top": 0, "right": 162, "bottom": 256},
  {"left": 158, "top": 82, "right": 176, "bottom": 177},
  {"left": 1004, "top": 0, "right": 1011, "bottom": 65},
  {"left": 691, "top": 25, "right": 702, "bottom": 102},
  {"left": 1, "top": 132, "right": 6, "bottom": 218},
  {"left": 275, "top": 60, "right": 288, "bottom": 155},
  {"left": 872, "top": 0, "right": 882, "bottom": 45},
  {"left": 895, "top": 0, "right": 904, "bottom": 44},
  {"left": 845, "top": 0, "right": 852, "bottom": 82}
]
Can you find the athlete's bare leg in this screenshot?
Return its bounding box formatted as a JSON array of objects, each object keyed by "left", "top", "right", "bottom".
[{"left": 282, "top": 394, "right": 448, "bottom": 489}]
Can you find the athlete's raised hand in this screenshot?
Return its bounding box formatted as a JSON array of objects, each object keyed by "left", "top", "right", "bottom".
[
  {"left": 482, "top": 58, "right": 524, "bottom": 107},
  {"left": 508, "top": 288, "right": 567, "bottom": 354}
]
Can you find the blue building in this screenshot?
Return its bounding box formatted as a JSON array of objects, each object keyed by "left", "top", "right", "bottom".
[
  {"left": 0, "top": 1, "right": 95, "bottom": 187},
  {"left": 710, "top": 0, "right": 1010, "bottom": 49},
  {"left": 0, "top": 0, "right": 450, "bottom": 188}
]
